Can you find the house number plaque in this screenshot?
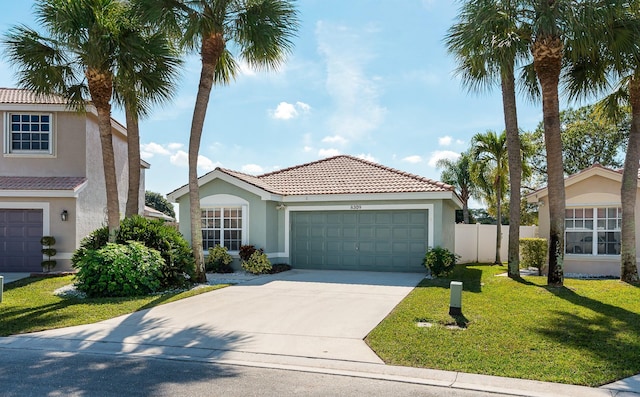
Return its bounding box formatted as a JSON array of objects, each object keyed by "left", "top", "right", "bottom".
[{"left": 350, "top": 205, "right": 362, "bottom": 210}]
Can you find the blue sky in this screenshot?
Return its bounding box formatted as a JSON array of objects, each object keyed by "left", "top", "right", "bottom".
[{"left": 0, "top": 1, "right": 548, "bottom": 200}]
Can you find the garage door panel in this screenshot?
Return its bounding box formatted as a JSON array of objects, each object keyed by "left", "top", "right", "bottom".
[
  {"left": 291, "top": 210, "right": 428, "bottom": 272},
  {"left": 0, "top": 209, "right": 43, "bottom": 272}
]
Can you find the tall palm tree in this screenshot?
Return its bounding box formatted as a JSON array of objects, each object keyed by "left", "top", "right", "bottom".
[
  {"left": 113, "top": 25, "right": 182, "bottom": 218},
  {"left": 135, "top": 0, "right": 299, "bottom": 281},
  {"left": 436, "top": 151, "right": 477, "bottom": 224},
  {"left": 471, "top": 130, "right": 509, "bottom": 265},
  {"left": 3, "top": 0, "right": 148, "bottom": 240},
  {"left": 564, "top": 3, "right": 640, "bottom": 283},
  {"left": 445, "top": 0, "right": 529, "bottom": 278}
]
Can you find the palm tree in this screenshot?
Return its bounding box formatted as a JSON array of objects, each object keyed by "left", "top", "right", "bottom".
[
  {"left": 471, "top": 130, "right": 509, "bottom": 265},
  {"left": 3, "top": 0, "right": 146, "bottom": 240},
  {"left": 134, "top": 0, "right": 299, "bottom": 281},
  {"left": 436, "top": 151, "right": 477, "bottom": 224},
  {"left": 563, "top": 3, "right": 640, "bottom": 283},
  {"left": 445, "top": 0, "right": 529, "bottom": 278},
  {"left": 113, "top": 25, "right": 182, "bottom": 218}
]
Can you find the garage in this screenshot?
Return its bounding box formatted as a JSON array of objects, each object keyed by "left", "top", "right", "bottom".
[
  {"left": 0, "top": 209, "right": 43, "bottom": 272},
  {"left": 291, "top": 210, "right": 428, "bottom": 272}
]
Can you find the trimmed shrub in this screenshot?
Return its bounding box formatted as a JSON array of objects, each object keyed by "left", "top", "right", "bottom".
[
  {"left": 72, "top": 216, "right": 195, "bottom": 288},
  {"left": 74, "top": 241, "right": 164, "bottom": 297},
  {"left": 206, "top": 245, "right": 234, "bottom": 273},
  {"left": 520, "top": 238, "right": 547, "bottom": 275},
  {"left": 40, "top": 236, "right": 57, "bottom": 272},
  {"left": 239, "top": 244, "right": 262, "bottom": 262},
  {"left": 422, "top": 246, "right": 459, "bottom": 277},
  {"left": 242, "top": 250, "right": 272, "bottom": 274}
]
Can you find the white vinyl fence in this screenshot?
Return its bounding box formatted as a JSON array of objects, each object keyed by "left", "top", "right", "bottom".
[{"left": 455, "top": 224, "right": 539, "bottom": 264}]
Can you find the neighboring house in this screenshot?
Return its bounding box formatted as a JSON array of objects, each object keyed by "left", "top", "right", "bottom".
[
  {"left": 526, "top": 164, "right": 638, "bottom": 277},
  {"left": 143, "top": 205, "right": 175, "bottom": 222},
  {"left": 168, "top": 155, "right": 462, "bottom": 272},
  {"left": 0, "top": 88, "right": 147, "bottom": 272}
]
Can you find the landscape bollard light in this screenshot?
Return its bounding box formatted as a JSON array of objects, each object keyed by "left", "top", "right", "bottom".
[
  {"left": 0, "top": 276, "right": 3, "bottom": 303},
  {"left": 449, "top": 281, "right": 462, "bottom": 315}
]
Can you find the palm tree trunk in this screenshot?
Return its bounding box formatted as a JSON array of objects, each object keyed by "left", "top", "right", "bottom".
[
  {"left": 463, "top": 202, "right": 470, "bottom": 224},
  {"left": 620, "top": 75, "right": 640, "bottom": 283},
  {"left": 125, "top": 104, "right": 141, "bottom": 218},
  {"left": 501, "top": 65, "right": 522, "bottom": 278},
  {"left": 533, "top": 36, "right": 565, "bottom": 287},
  {"left": 495, "top": 181, "right": 502, "bottom": 265},
  {"left": 189, "top": 33, "right": 225, "bottom": 283},
  {"left": 87, "top": 69, "right": 120, "bottom": 242}
]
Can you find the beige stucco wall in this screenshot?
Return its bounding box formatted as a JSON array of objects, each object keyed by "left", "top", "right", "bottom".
[
  {"left": 0, "top": 111, "right": 87, "bottom": 177},
  {"left": 534, "top": 173, "right": 639, "bottom": 277}
]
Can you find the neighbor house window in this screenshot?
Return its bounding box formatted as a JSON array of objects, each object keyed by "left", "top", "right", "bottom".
[
  {"left": 201, "top": 207, "right": 243, "bottom": 251},
  {"left": 565, "top": 207, "right": 621, "bottom": 255},
  {"left": 5, "top": 113, "right": 53, "bottom": 154}
]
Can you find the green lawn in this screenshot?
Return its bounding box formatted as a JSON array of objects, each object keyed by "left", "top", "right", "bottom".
[
  {"left": 0, "top": 276, "right": 226, "bottom": 337},
  {"left": 365, "top": 264, "right": 640, "bottom": 387}
]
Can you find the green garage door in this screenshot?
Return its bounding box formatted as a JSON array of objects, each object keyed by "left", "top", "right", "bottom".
[{"left": 291, "top": 210, "right": 428, "bottom": 272}]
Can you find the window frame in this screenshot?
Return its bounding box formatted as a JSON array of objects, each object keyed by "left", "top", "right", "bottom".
[
  {"left": 201, "top": 205, "right": 248, "bottom": 253},
  {"left": 4, "top": 112, "right": 55, "bottom": 156},
  {"left": 565, "top": 206, "right": 621, "bottom": 256}
]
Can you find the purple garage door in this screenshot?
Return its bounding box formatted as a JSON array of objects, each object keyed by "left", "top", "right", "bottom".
[{"left": 0, "top": 209, "right": 43, "bottom": 272}]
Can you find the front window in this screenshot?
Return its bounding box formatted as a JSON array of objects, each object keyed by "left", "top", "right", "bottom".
[
  {"left": 565, "top": 207, "right": 621, "bottom": 255},
  {"left": 202, "top": 207, "right": 243, "bottom": 251},
  {"left": 6, "top": 113, "right": 53, "bottom": 154}
]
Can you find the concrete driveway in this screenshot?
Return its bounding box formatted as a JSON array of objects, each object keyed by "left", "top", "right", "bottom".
[{"left": 8, "top": 270, "right": 424, "bottom": 364}]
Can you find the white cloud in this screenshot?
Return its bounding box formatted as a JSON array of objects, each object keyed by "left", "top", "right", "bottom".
[
  {"left": 456, "top": 139, "right": 465, "bottom": 145},
  {"left": 402, "top": 155, "right": 423, "bottom": 164},
  {"left": 303, "top": 146, "right": 314, "bottom": 152},
  {"left": 273, "top": 102, "right": 298, "bottom": 120},
  {"left": 316, "top": 21, "right": 386, "bottom": 140},
  {"left": 356, "top": 153, "right": 377, "bottom": 163},
  {"left": 296, "top": 101, "right": 311, "bottom": 112},
  {"left": 140, "top": 142, "right": 170, "bottom": 159},
  {"left": 170, "top": 150, "right": 219, "bottom": 172},
  {"left": 427, "top": 151, "right": 460, "bottom": 167},
  {"left": 238, "top": 59, "right": 257, "bottom": 77},
  {"left": 271, "top": 101, "right": 312, "bottom": 120},
  {"left": 241, "top": 164, "right": 264, "bottom": 175},
  {"left": 167, "top": 142, "right": 183, "bottom": 150},
  {"left": 321, "top": 135, "right": 348, "bottom": 145},
  {"left": 318, "top": 148, "right": 341, "bottom": 158},
  {"left": 439, "top": 136, "right": 453, "bottom": 146}
]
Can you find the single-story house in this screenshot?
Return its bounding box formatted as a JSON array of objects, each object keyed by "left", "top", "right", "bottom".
[
  {"left": 167, "top": 155, "right": 462, "bottom": 272},
  {"left": 526, "top": 163, "right": 639, "bottom": 277}
]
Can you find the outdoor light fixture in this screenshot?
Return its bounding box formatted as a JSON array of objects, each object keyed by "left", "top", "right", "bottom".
[{"left": 61, "top": 210, "right": 69, "bottom": 222}]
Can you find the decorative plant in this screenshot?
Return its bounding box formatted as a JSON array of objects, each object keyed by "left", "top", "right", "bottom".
[
  {"left": 241, "top": 250, "right": 272, "bottom": 275},
  {"left": 422, "top": 246, "right": 459, "bottom": 277},
  {"left": 206, "top": 245, "right": 234, "bottom": 273},
  {"left": 239, "top": 244, "right": 263, "bottom": 262},
  {"left": 519, "top": 238, "right": 548, "bottom": 275},
  {"left": 41, "top": 236, "right": 57, "bottom": 272}
]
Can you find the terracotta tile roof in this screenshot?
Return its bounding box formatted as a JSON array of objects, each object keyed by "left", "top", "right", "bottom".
[
  {"left": 0, "top": 88, "right": 67, "bottom": 105},
  {"left": 222, "top": 155, "right": 454, "bottom": 195},
  {"left": 0, "top": 177, "right": 87, "bottom": 191}
]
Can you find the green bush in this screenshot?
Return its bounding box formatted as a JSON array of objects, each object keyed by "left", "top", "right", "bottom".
[
  {"left": 520, "top": 238, "right": 547, "bottom": 275},
  {"left": 72, "top": 216, "right": 195, "bottom": 288},
  {"left": 241, "top": 250, "right": 272, "bottom": 274},
  {"left": 74, "top": 241, "right": 164, "bottom": 297},
  {"left": 239, "top": 244, "right": 262, "bottom": 261},
  {"left": 206, "top": 245, "right": 234, "bottom": 273},
  {"left": 422, "top": 246, "right": 459, "bottom": 277}
]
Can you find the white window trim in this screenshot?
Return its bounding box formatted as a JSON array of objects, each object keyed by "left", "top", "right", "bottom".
[
  {"left": 281, "top": 204, "right": 434, "bottom": 259},
  {"left": 4, "top": 112, "right": 55, "bottom": 156},
  {"left": 565, "top": 205, "right": 621, "bottom": 257},
  {"left": 200, "top": 194, "right": 249, "bottom": 254}
]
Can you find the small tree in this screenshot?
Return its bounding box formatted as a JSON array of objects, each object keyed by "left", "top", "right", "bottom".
[
  {"left": 422, "top": 247, "right": 459, "bottom": 277},
  {"left": 40, "top": 236, "right": 57, "bottom": 272},
  {"left": 145, "top": 191, "right": 176, "bottom": 218}
]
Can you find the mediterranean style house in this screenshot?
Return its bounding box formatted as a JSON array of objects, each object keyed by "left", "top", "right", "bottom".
[
  {"left": 168, "top": 155, "right": 461, "bottom": 272},
  {"left": 527, "top": 164, "right": 639, "bottom": 277},
  {"left": 0, "top": 88, "right": 147, "bottom": 272}
]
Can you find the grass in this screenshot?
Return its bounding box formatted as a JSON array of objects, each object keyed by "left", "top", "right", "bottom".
[
  {"left": 0, "top": 276, "right": 227, "bottom": 337},
  {"left": 365, "top": 264, "right": 640, "bottom": 387}
]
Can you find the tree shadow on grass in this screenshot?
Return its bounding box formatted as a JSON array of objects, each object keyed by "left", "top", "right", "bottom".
[{"left": 531, "top": 286, "right": 640, "bottom": 384}]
